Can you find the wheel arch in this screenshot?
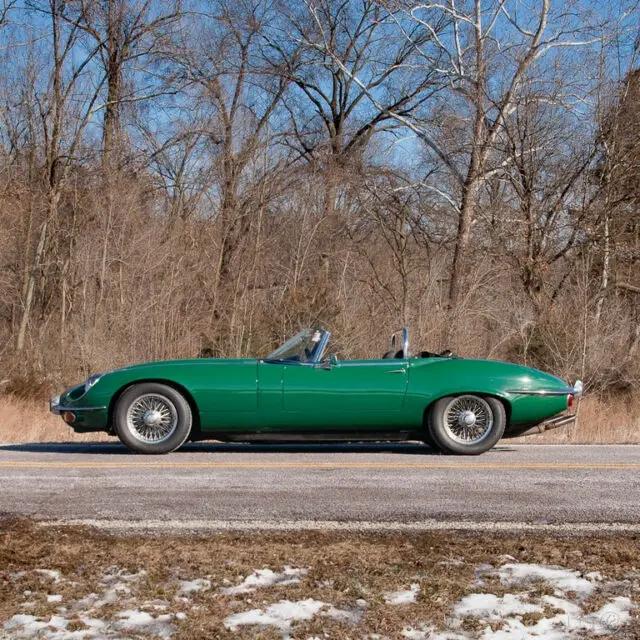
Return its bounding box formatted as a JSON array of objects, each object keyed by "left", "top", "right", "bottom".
[
  {"left": 422, "top": 392, "right": 512, "bottom": 428},
  {"left": 108, "top": 379, "right": 201, "bottom": 436}
]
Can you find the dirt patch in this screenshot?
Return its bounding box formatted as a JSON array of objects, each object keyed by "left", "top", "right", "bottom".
[{"left": 0, "top": 518, "right": 638, "bottom": 638}]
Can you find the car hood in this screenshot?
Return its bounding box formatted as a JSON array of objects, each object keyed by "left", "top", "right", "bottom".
[{"left": 113, "top": 357, "right": 258, "bottom": 373}]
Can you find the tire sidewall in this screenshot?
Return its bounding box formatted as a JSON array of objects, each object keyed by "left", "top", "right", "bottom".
[
  {"left": 115, "top": 383, "right": 192, "bottom": 454},
  {"left": 428, "top": 395, "right": 506, "bottom": 455}
]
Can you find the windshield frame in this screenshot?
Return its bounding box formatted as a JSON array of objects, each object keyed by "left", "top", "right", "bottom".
[{"left": 265, "top": 328, "right": 331, "bottom": 364}]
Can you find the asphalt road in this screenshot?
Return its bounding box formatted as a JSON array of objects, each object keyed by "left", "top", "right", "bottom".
[{"left": 0, "top": 443, "right": 638, "bottom": 531}]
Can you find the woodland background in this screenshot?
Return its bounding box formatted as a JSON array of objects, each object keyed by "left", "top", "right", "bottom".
[{"left": 0, "top": 0, "right": 638, "bottom": 439}]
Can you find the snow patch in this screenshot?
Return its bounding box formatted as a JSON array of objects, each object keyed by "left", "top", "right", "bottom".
[
  {"left": 224, "top": 598, "right": 327, "bottom": 633},
  {"left": 35, "top": 569, "right": 62, "bottom": 583},
  {"left": 583, "top": 596, "right": 633, "bottom": 633},
  {"left": 177, "top": 578, "right": 211, "bottom": 594},
  {"left": 401, "top": 624, "right": 435, "bottom": 639},
  {"left": 116, "top": 609, "right": 176, "bottom": 638},
  {"left": 498, "top": 563, "right": 597, "bottom": 597},
  {"left": 454, "top": 593, "right": 542, "bottom": 619},
  {"left": 384, "top": 583, "right": 420, "bottom": 605},
  {"left": 224, "top": 597, "right": 362, "bottom": 636},
  {"left": 446, "top": 564, "right": 634, "bottom": 640},
  {"left": 221, "top": 566, "right": 307, "bottom": 595}
]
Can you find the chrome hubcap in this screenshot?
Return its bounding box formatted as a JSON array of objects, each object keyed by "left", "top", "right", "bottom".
[
  {"left": 126, "top": 394, "right": 178, "bottom": 444},
  {"left": 443, "top": 396, "right": 493, "bottom": 445},
  {"left": 458, "top": 410, "right": 477, "bottom": 427}
]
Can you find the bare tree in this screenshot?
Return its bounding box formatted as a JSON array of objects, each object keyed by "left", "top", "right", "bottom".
[
  {"left": 171, "top": 0, "right": 291, "bottom": 305},
  {"left": 269, "top": 0, "right": 443, "bottom": 170},
  {"left": 304, "top": 0, "right": 607, "bottom": 316},
  {"left": 16, "top": 0, "right": 105, "bottom": 352},
  {"left": 65, "top": 0, "right": 182, "bottom": 167}
]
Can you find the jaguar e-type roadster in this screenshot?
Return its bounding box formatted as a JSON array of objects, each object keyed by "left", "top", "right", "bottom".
[{"left": 50, "top": 328, "right": 582, "bottom": 455}]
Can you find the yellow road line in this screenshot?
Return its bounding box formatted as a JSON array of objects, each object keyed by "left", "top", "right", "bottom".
[{"left": 0, "top": 461, "right": 638, "bottom": 470}]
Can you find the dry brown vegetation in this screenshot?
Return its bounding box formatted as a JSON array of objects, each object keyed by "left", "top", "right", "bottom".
[
  {"left": 0, "top": 0, "right": 638, "bottom": 432},
  {"left": 0, "top": 518, "right": 638, "bottom": 638}
]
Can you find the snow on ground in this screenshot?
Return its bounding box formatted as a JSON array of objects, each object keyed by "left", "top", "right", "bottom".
[
  {"left": 34, "top": 570, "right": 62, "bottom": 584},
  {"left": 384, "top": 583, "right": 421, "bottom": 605},
  {"left": 497, "top": 563, "right": 598, "bottom": 598},
  {"left": 2, "top": 561, "right": 636, "bottom": 639},
  {"left": 224, "top": 598, "right": 327, "bottom": 633},
  {"left": 224, "top": 597, "right": 367, "bottom": 637},
  {"left": 221, "top": 566, "right": 307, "bottom": 595},
  {"left": 177, "top": 578, "right": 211, "bottom": 594},
  {"left": 438, "top": 563, "right": 632, "bottom": 640},
  {"left": 3, "top": 566, "right": 179, "bottom": 639},
  {"left": 454, "top": 593, "right": 543, "bottom": 619}
]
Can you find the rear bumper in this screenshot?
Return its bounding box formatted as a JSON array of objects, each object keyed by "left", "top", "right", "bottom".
[{"left": 518, "top": 413, "right": 576, "bottom": 438}]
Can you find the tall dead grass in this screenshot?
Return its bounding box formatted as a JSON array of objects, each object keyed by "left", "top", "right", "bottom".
[
  {"left": 511, "top": 395, "right": 640, "bottom": 444},
  {"left": 0, "top": 394, "right": 637, "bottom": 444},
  {"left": 0, "top": 397, "right": 109, "bottom": 443}
]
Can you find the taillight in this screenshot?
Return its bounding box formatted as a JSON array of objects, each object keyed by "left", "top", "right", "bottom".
[{"left": 567, "top": 394, "right": 574, "bottom": 408}]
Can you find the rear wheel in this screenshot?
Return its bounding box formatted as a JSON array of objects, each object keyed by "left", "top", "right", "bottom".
[
  {"left": 428, "top": 394, "right": 505, "bottom": 455},
  {"left": 114, "top": 383, "right": 192, "bottom": 454}
]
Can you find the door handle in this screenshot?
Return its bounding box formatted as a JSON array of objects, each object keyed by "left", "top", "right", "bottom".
[{"left": 388, "top": 368, "right": 406, "bottom": 374}]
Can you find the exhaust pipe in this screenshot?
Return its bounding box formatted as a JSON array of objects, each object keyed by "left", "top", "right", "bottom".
[{"left": 519, "top": 414, "right": 576, "bottom": 438}]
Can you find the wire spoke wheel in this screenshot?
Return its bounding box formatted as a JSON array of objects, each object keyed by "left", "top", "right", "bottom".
[
  {"left": 126, "top": 393, "right": 178, "bottom": 444},
  {"left": 442, "top": 395, "right": 494, "bottom": 445}
]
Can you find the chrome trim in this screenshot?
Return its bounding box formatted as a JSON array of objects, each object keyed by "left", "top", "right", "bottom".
[
  {"left": 314, "top": 330, "right": 331, "bottom": 363},
  {"left": 50, "top": 399, "right": 107, "bottom": 416},
  {"left": 507, "top": 380, "right": 583, "bottom": 397},
  {"left": 333, "top": 361, "right": 408, "bottom": 367},
  {"left": 402, "top": 327, "right": 409, "bottom": 359},
  {"left": 506, "top": 388, "right": 575, "bottom": 396}
]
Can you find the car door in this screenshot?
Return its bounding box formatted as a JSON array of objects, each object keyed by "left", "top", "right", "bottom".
[{"left": 280, "top": 359, "right": 409, "bottom": 429}]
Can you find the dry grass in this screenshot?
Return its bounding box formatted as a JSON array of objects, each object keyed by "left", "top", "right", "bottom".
[
  {"left": 0, "top": 518, "right": 638, "bottom": 639},
  {"left": 511, "top": 395, "right": 640, "bottom": 444},
  {"left": 0, "top": 394, "right": 638, "bottom": 445},
  {"left": 0, "top": 397, "right": 109, "bottom": 444}
]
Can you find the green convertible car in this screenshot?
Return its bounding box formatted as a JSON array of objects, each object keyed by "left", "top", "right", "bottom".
[{"left": 50, "top": 327, "right": 582, "bottom": 455}]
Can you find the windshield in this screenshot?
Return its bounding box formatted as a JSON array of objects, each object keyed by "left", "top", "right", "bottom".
[{"left": 267, "top": 329, "right": 326, "bottom": 363}]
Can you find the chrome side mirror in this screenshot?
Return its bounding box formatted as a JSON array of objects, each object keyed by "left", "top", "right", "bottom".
[{"left": 318, "top": 353, "right": 338, "bottom": 370}]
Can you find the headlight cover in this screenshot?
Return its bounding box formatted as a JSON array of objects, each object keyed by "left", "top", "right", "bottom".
[{"left": 84, "top": 373, "right": 103, "bottom": 393}]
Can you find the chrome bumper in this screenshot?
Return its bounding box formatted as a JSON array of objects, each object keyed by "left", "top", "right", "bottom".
[
  {"left": 49, "top": 395, "right": 61, "bottom": 415},
  {"left": 49, "top": 395, "right": 106, "bottom": 415},
  {"left": 518, "top": 414, "right": 576, "bottom": 438}
]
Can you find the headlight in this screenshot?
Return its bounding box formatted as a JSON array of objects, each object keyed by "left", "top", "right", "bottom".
[{"left": 84, "top": 373, "right": 103, "bottom": 393}]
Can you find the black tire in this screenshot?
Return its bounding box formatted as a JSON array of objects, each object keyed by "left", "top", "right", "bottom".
[
  {"left": 421, "top": 430, "right": 439, "bottom": 450},
  {"left": 114, "top": 382, "right": 192, "bottom": 454},
  {"left": 427, "top": 394, "right": 506, "bottom": 455}
]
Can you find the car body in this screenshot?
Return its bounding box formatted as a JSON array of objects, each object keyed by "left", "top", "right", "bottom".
[{"left": 50, "top": 328, "right": 582, "bottom": 455}]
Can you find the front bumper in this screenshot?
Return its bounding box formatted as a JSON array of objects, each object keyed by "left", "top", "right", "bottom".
[
  {"left": 50, "top": 395, "right": 109, "bottom": 432},
  {"left": 49, "top": 396, "right": 107, "bottom": 416}
]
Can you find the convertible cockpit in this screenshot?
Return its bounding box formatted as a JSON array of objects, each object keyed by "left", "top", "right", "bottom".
[
  {"left": 265, "top": 327, "right": 456, "bottom": 363},
  {"left": 266, "top": 328, "right": 331, "bottom": 363}
]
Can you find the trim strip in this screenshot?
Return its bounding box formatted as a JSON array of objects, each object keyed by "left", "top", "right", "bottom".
[
  {"left": 51, "top": 404, "right": 107, "bottom": 415},
  {"left": 506, "top": 388, "right": 575, "bottom": 396}
]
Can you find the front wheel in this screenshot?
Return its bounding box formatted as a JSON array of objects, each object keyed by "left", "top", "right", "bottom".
[
  {"left": 114, "top": 383, "right": 192, "bottom": 454},
  {"left": 427, "top": 395, "right": 505, "bottom": 455}
]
